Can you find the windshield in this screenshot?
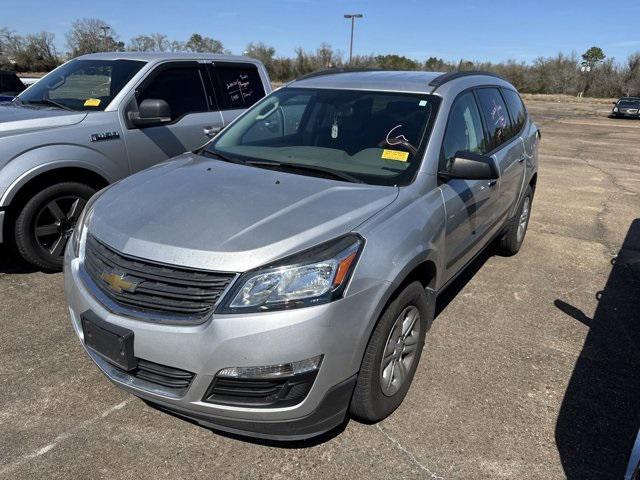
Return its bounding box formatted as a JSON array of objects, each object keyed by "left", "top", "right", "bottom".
[
  {"left": 618, "top": 99, "right": 640, "bottom": 107},
  {"left": 206, "top": 87, "right": 438, "bottom": 186},
  {"left": 18, "top": 59, "right": 145, "bottom": 111}
]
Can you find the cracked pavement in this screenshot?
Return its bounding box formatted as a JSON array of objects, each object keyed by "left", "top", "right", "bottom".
[{"left": 1, "top": 96, "right": 639, "bottom": 479}]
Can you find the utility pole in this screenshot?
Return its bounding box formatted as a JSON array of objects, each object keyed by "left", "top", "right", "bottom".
[
  {"left": 343, "top": 14, "right": 363, "bottom": 64},
  {"left": 100, "top": 26, "right": 110, "bottom": 52}
]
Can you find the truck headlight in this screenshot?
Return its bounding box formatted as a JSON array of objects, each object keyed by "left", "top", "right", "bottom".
[
  {"left": 613, "top": 107, "right": 619, "bottom": 112},
  {"left": 218, "top": 234, "right": 363, "bottom": 313}
]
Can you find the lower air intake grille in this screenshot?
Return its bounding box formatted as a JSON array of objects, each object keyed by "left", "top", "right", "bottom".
[{"left": 203, "top": 371, "right": 318, "bottom": 408}]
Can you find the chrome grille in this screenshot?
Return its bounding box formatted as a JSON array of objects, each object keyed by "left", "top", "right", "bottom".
[{"left": 84, "top": 235, "right": 235, "bottom": 321}]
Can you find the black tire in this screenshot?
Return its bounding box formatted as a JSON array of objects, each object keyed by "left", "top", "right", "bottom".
[
  {"left": 497, "top": 185, "right": 533, "bottom": 256},
  {"left": 14, "top": 182, "right": 96, "bottom": 271},
  {"left": 350, "top": 281, "right": 430, "bottom": 422}
]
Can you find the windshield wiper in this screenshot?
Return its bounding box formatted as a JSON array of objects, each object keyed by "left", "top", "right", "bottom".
[
  {"left": 201, "top": 150, "right": 247, "bottom": 165},
  {"left": 246, "top": 160, "right": 365, "bottom": 184},
  {"left": 23, "top": 98, "right": 73, "bottom": 111}
]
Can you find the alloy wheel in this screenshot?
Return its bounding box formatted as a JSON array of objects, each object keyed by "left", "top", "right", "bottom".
[
  {"left": 380, "top": 305, "right": 421, "bottom": 396},
  {"left": 33, "top": 195, "right": 86, "bottom": 258}
]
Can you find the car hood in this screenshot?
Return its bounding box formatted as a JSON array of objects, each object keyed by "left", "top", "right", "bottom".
[
  {"left": 89, "top": 153, "right": 399, "bottom": 272},
  {"left": 0, "top": 103, "right": 87, "bottom": 138}
]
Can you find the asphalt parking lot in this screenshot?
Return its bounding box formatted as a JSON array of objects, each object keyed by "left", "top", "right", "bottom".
[{"left": 1, "top": 96, "right": 639, "bottom": 479}]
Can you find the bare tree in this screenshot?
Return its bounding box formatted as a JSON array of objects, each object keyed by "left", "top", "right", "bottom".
[
  {"left": 66, "top": 18, "right": 124, "bottom": 56},
  {"left": 129, "top": 33, "right": 169, "bottom": 52}
]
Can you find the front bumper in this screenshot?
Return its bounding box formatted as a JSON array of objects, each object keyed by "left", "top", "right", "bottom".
[
  {"left": 0, "top": 209, "right": 5, "bottom": 244},
  {"left": 613, "top": 109, "right": 640, "bottom": 118},
  {"left": 64, "top": 245, "right": 388, "bottom": 440}
]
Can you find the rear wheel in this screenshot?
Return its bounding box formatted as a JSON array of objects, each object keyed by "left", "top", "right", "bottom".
[
  {"left": 14, "top": 182, "right": 95, "bottom": 271},
  {"left": 350, "top": 282, "right": 430, "bottom": 422},
  {"left": 497, "top": 185, "right": 533, "bottom": 256}
]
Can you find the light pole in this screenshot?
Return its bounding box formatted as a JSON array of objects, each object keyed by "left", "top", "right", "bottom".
[
  {"left": 344, "top": 14, "right": 363, "bottom": 65},
  {"left": 100, "top": 26, "right": 110, "bottom": 52}
]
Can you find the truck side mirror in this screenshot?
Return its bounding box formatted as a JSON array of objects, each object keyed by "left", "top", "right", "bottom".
[
  {"left": 130, "top": 99, "right": 172, "bottom": 128},
  {"left": 439, "top": 151, "right": 499, "bottom": 181}
]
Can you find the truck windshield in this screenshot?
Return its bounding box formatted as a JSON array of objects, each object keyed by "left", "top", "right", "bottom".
[
  {"left": 18, "top": 59, "right": 145, "bottom": 111},
  {"left": 206, "top": 87, "right": 438, "bottom": 186}
]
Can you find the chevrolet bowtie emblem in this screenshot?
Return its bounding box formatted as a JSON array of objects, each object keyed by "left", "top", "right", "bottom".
[{"left": 100, "top": 272, "right": 139, "bottom": 294}]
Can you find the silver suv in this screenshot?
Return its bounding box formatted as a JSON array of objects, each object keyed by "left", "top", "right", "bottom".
[
  {"left": 64, "top": 70, "right": 539, "bottom": 441},
  {"left": 0, "top": 52, "right": 270, "bottom": 270}
]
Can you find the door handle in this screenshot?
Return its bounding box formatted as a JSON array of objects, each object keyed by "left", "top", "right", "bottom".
[
  {"left": 518, "top": 154, "right": 526, "bottom": 163},
  {"left": 203, "top": 126, "right": 222, "bottom": 137},
  {"left": 488, "top": 180, "right": 498, "bottom": 187}
]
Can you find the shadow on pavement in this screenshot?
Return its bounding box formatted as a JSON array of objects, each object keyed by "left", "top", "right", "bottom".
[
  {"left": 0, "top": 245, "right": 39, "bottom": 274},
  {"left": 555, "top": 218, "right": 640, "bottom": 479}
]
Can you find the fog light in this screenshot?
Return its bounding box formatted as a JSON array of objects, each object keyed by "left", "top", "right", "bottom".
[{"left": 216, "top": 355, "right": 323, "bottom": 379}]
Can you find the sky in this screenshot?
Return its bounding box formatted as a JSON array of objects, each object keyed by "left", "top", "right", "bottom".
[{"left": 2, "top": 0, "right": 640, "bottom": 64}]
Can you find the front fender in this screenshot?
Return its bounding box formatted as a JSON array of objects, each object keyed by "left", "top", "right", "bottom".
[{"left": 0, "top": 144, "right": 120, "bottom": 207}]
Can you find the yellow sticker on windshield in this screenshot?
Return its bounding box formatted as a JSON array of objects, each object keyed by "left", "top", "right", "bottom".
[
  {"left": 381, "top": 149, "right": 409, "bottom": 162},
  {"left": 84, "top": 98, "right": 101, "bottom": 107}
]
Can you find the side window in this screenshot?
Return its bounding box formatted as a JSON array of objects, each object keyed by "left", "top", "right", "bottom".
[
  {"left": 138, "top": 66, "right": 208, "bottom": 120},
  {"left": 211, "top": 63, "right": 265, "bottom": 111},
  {"left": 475, "top": 88, "right": 510, "bottom": 150},
  {"left": 501, "top": 88, "right": 527, "bottom": 137},
  {"left": 442, "top": 92, "right": 487, "bottom": 170}
]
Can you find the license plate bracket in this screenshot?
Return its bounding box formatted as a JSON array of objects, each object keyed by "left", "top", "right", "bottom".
[{"left": 81, "top": 311, "right": 137, "bottom": 371}]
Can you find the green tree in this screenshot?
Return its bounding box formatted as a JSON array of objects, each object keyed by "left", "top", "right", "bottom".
[
  {"left": 245, "top": 42, "right": 276, "bottom": 68},
  {"left": 185, "top": 34, "right": 224, "bottom": 53},
  {"left": 581, "top": 46, "right": 606, "bottom": 68},
  {"left": 374, "top": 54, "right": 419, "bottom": 70}
]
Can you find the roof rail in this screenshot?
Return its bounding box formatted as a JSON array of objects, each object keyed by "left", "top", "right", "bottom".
[
  {"left": 295, "top": 67, "right": 383, "bottom": 81},
  {"left": 428, "top": 70, "right": 508, "bottom": 89}
]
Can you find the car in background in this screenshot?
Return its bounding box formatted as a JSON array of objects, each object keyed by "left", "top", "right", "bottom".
[
  {"left": 0, "top": 52, "right": 271, "bottom": 270},
  {"left": 611, "top": 97, "right": 640, "bottom": 118},
  {"left": 65, "top": 69, "right": 539, "bottom": 441},
  {"left": 0, "top": 70, "right": 26, "bottom": 101}
]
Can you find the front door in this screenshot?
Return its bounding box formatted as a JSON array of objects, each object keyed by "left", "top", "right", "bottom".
[
  {"left": 121, "top": 62, "right": 224, "bottom": 173},
  {"left": 440, "top": 91, "right": 498, "bottom": 279}
]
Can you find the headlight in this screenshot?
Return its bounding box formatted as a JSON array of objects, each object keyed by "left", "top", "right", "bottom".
[
  {"left": 614, "top": 107, "right": 619, "bottom": 112},
  {"left": 218, "top": 234, "right": 364, "bottom": 313},
  {"left": 70, "top": 188, "right": 107, "bottom": 258}
]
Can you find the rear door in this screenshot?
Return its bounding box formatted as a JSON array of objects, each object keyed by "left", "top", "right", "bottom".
[
  {"left": 122, "top": 62, "right": 224, "bottom": 172},
  {"left": 440, "top": 91, "right": 497, "bottom": 278},
  {"left": 206, "top": 62, "right": 266, "bottom": 126},
  {"left": 475, "top": 87, "right": 525, "bottom": 223}
]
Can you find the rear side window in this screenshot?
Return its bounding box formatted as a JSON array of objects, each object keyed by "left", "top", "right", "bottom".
[
  {"left": 475, "top": 88, "right": 510, "bottom": 150},
  {"left": 210, "top": 63, "right": 265, "bottom": 111},
  {"left": 501, "top": 88, "right": 527, "bottom": 137},
  {"left": 441, "top": 91, "right": 488, "bottom": 170},
  {"left": 138, "top": 66, "right": 208, "bottom": 120}
]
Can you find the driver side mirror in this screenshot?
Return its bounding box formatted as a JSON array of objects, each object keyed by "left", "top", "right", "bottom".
[
  {"left": 130, "top": 99, "right": 172, "bottom": 128},
  {"left": 439, "top": 151, "right": 499, "bottom": 181}
]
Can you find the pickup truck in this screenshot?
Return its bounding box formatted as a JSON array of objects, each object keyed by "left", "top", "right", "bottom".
[{"left": 0, "top": 52, "right": 271, "bottom": 270}]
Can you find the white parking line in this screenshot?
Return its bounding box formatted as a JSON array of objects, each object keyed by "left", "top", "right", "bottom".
[{"left": 0, "top": 399, "right": 132, "bottom": 476}]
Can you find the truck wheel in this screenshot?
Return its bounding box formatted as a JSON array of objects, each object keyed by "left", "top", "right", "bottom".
[
  {"left": 497, "top": 185, "right": 533, "bottom": 256},
  {"left": 14, "top": 182, "right": 96, "bottom": 271},
  {"left": 350, "top": 281, "right": 429, "bottom": 422}
]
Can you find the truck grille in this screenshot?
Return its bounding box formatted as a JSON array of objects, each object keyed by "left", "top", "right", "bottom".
[{"left": 84, "top": 235, "right": 235, "bottom": 321}]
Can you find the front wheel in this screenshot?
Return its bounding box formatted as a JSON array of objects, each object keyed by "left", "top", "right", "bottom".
[
  {"left": 350, "top": 282, "right": 430, "bottom": 422},
  {"left": 14, "top": 182, "right": 96, "bottom": 271}
]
